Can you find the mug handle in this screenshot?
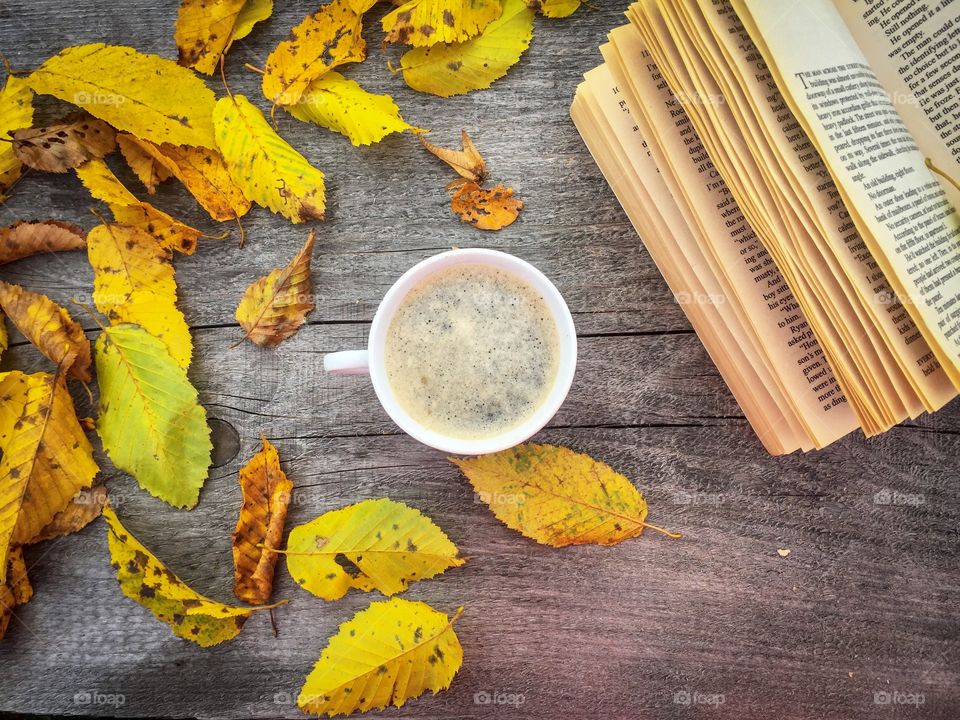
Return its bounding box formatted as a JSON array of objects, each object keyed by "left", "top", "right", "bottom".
[{"left": 324, "top": 350, "right": 370, "bottom": 375}]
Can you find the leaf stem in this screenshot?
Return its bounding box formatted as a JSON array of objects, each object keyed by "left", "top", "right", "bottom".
[{"left": 641, "top": 521, "right": 682, "bottom": 539}]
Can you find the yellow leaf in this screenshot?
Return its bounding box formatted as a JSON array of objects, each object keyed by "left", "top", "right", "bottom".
[
  {"left": 0, "top": 281, "right": 92, "bottom": 380},
  {"left": 11, "top": 113, "right": 115, "bottom": 173},
  {"left": 175, "top": 0, "right": 247, "bottom": 74},
  {"left": 112, "top": 136, "right": 250, "bottom": 222},
  {"left": 232, "top": 0, "right": 274, "bottom": 42},
  {"left": 0, "top": 220, "right": 86, "bottom": 265},
  {"left": 299, "top": 598, "right": 464, "bottom": 715},
  {"left": 0, "top": 546, "right": 32, "bottom": 642},
  {"left": 235, "top": 230, "right": 315, "bottom": 346},
  {"left": 285, "top": 498, "right": 463, "bottom": 601},
  {"left": 104, "top": 503, "right": 279, "bottom": 647},
  {"left": 528, "top": 0, "right": 580, "bottom": 18},
  {"left": 0, "top": 370, "right": 98, "bottom": 583},
  {"left": 117, "top": 134, "right": 174, "bottom": 194},
  {"left": 289, "top": 72, "right": 417, "bottom": 146},
  {"left": 399, "top": 0, "right": 534, "bottom": 97},
  {"left": 27, "top": 44, "right": 217, "bottom": 148},
  {"left": 95, "top": 324, "right": 211, "bottom": 509},
  {"left": 420, "top": 129, "right": 486, "bottom": 182},
  {"left": 382, "top": 0, "right": 501, "bottom": 46},
  {"left": 232, "top": 437, "right": 292, "bottom": 605},
  {"left": 87, "top": 223, "right": 192, "bottom": 369},
  {"left": 262, "top": 0, "right": 366, "bottom": 107},
  {"left": 76, "top": 159, "right": 203, "bottom": 254},
  {"left": 0, "top": 76, "right": 35, "bottom": 200},
  {"left": 449, "top": 180, "right": 522, "bottom": 230},
  {"left": 451, "top": 443, "right": 680, "bottom": 547},
  {"left": 214, "top": 95, "right": 326, "bottom": 223},
  {"left": 27, "top": 484, "right": 107, "bottom": 544}
]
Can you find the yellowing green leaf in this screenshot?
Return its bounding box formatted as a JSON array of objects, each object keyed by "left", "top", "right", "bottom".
[
  {"left": 235, "top": 230, "right": 315, "bottom": 346},
  {"left": 104, "top": 503, "right": 277, "bottom": 647},
  {"left": 214, "top": 95, "right": 326, "bottom": 223},
  {"left": 0, "top": 370, "right": 98, "bottom": 583},
  {"left": 175, "top": 0, "right": 247, "bottom": 74},
  {"left": 383, "top": 0, "right": 501, "bottom": 46},
  {"left": 0, "top": 76, "right": 35, "bottom": 200},
  {"left": 452, "top": 443, "right": 680, "bottom": 547},
  {"left": 76, "top": 159, "right": 203, "bottom": 254},
  {"left": 95, "top": 323, "right": 212, "bottom": 509},
  {"left": 0, "top": 281, "right": 92, "bottom": 380},
  {"left": 285, "top": 498, "right": 463, "bottom": 601},
  {"left": 262, "top": 0, "right": 366, "bottom": 106},
  {"left": 299, "top": 598, "right": 464, "bottom": 715},
  {"left": 27, "top": 44, "right": 217, "bottom": 148},
  {"left": 528, "top": 0, "right": 580, "bottom": 18},
  {"left": 87, "top": 223, "right": 192, "bottom": 369},
  {"left": 399, "top": 0, "right": 534, "bottom": 97},
  {"left": 232, "top": 0, "right": 274, "bottom": 42},
  {"left": 288, "top": 72, "right": 417, "bottom": 146}
]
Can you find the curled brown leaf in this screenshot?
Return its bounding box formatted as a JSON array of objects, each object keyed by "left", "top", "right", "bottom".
[
  {"left": 0, "top": 220, "right": 86, "bottom": 265},
  {"left": 11, "top": 114, "right": 116, "bottom": 173},
  {"left": 420, "top": 129, "right": 487, "bottom": 183}
]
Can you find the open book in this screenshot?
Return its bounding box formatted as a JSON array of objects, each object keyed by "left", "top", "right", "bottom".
[{"left": 571, "top": 0, "right": 960, "bottom": 454}]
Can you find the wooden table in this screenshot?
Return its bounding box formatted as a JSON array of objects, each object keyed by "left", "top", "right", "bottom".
[{"left": 0, "top": 2, "right": 957, "bottom": 718}]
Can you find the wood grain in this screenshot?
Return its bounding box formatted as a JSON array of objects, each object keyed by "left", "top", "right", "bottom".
[{"left": 0, "top": 1, "right": 957, "bottom": 719}]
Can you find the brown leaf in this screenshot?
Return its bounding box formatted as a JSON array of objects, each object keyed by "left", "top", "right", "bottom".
[
  {"left": 235, "top": 230, "right": 316, "bottom": 346},
  {"left": 0, "top": 220, "right": 86, "bottom": 265},
  {"left": 117, "top": 134, "right": 173, "bottom": 193},
  {"left": 0, "top": 546, "right": 32, "bottom": 642},
  {"left": 232, "top": 438, "right": 292, "bottom": 605},
  {"left": 27, "top": 485, "right": 107, "bottom": 544},
  {"left": 420, "top": 129, "right": 486, "bottom": 183},
  {"left": 0, "top": 281, "right": 91, "bottom": 380},
  {"left": 449, "top": 180, "right": 523, "bottom": 230},
  {"left": 11, "top": 113, "right": 116, "bottom": 173}
]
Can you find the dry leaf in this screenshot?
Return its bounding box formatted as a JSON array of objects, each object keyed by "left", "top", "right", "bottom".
[
  {"left": 0, "top": 311, "right": 6, "bottom": 360},
  {"left": 0, "top": 220, "right": 85, "bottom": 265},
  {"left": 232, "top": 437, "right": 292, "bottom": 605},
  {"left": 214, "top": 95, "right": 326, "bottom": 223},
  {"left": 299, "top": 598, "right": 464, "bottom": 716},
  {"left": 11, "top": 114, "right": 116, "bottom": 173},
  {"left": 27, "top": 44, "right": 217, "bottom": 148},
  {"left": 113, "top": 136, "right": 250, "bottom": 222},
  {"left": 27, "top": 485, "right": 106, "bottom": 544},
  {"left": 452, "top": 443, "right": 680, "bottom": 547},
  {"left": 420, "top": 130, "right": 486, "bottom": 182},
  {"left": 399, "top": 0, "right": 534, "bottom": 97},
  {"left": 0, "top": 546, "right": 32, "bottom": 641},
  {"left": 0, "top": 76, "right": 34, "bottom": 201},
  {"left": 175, "top": 0, "right": 248, "bottom": 74},
  {"left": 527, "top": 0, "right": 580, "bottom": 17},
  {"left": 0, "top": 370, "right": 98, "bottom": 583},
  {"left": 262, "top": 0, "right": 366, "bottom": 107},
  {"left": 288, "top": 72, "right": 417, "bottom": 146},
  {"left": 284, "top": 498, "right": 463, "bottom": 601},
  {"left": 117, "top": 134, "right": 174, "bottom": 194},
  {"left": 104, "top": 503, "right": 279, "bottom": 647},
  {"left": 382, "top": 0, "right": 501, "bottom": 46},
  {"left": 449, "top": 179, "right": 522, "bottom": 230},
  {"left": 87, "top": 222, "right": 192, "bottom": 369},
  {"left": 76, "top": 159, "right": 203, "bottom": 254},
  {"left": 235, "top": 230, "right": 315, "bottom": 346},
  {"left": 0, "top": 281, "right": 92, "bottom": 380}
]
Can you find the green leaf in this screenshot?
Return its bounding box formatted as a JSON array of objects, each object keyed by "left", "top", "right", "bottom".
[{"left": 95, "top": 323, "right": 211, "bottom": 509}]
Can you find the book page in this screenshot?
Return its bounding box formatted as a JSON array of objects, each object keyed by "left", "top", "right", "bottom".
[
  {"left": 832, "top": 0, "right": 960, "bottom": 207},
  {"left": 735, "top": 0, "right": 960, "bottom": 387}
]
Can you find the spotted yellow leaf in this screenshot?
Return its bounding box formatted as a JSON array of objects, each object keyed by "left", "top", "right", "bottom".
[
  {"left": 215, "top": 96, "right": 325, "bottom": 223},
  {"left": 382, "top": 0, "right": 502, "bottom": 46},
  {"left": 449, "top": 179, "right": 523, "bottom": 230},
  {"left": 87, "top": 223, "right": 192, "bottom": 369},
  {"left": 288, "top": 72, "right": 417, "bottom": 146},
  {"left": 452, "top": 443, "right": 680, "bottom": 547},
  {"left": 0, "top": 370, "right": 98, "bottom": 583},
  {"left": 285, "top": 498, "right": 463, "bottom": 601},
  {"left": 299, "top": 598, "right": 464, "bottom": 715},
  {"left": 26, "top": 44, "right": 217, "bottom": 148},
  {"left": 528, "top": 0, "right": 580, "bottom": 17},
  {"left": 76, "top": 159, "right": 203, "bottom": 254},
  {"left": 175, "top": 0, "right": 247, "bottom": 74},
  {"left": 262, "top": 0, "right": 366, "bottom": 107},
  {"left": 104, "top": 503, "right": 279, "bottom": 647},
  {"left": 0, "top": 76, "right": 34, "bottom": 200}
]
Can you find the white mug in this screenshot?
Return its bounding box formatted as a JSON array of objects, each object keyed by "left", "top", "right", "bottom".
[{"left": 324, "top": 248, "right": 577, "bottom": 455}]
